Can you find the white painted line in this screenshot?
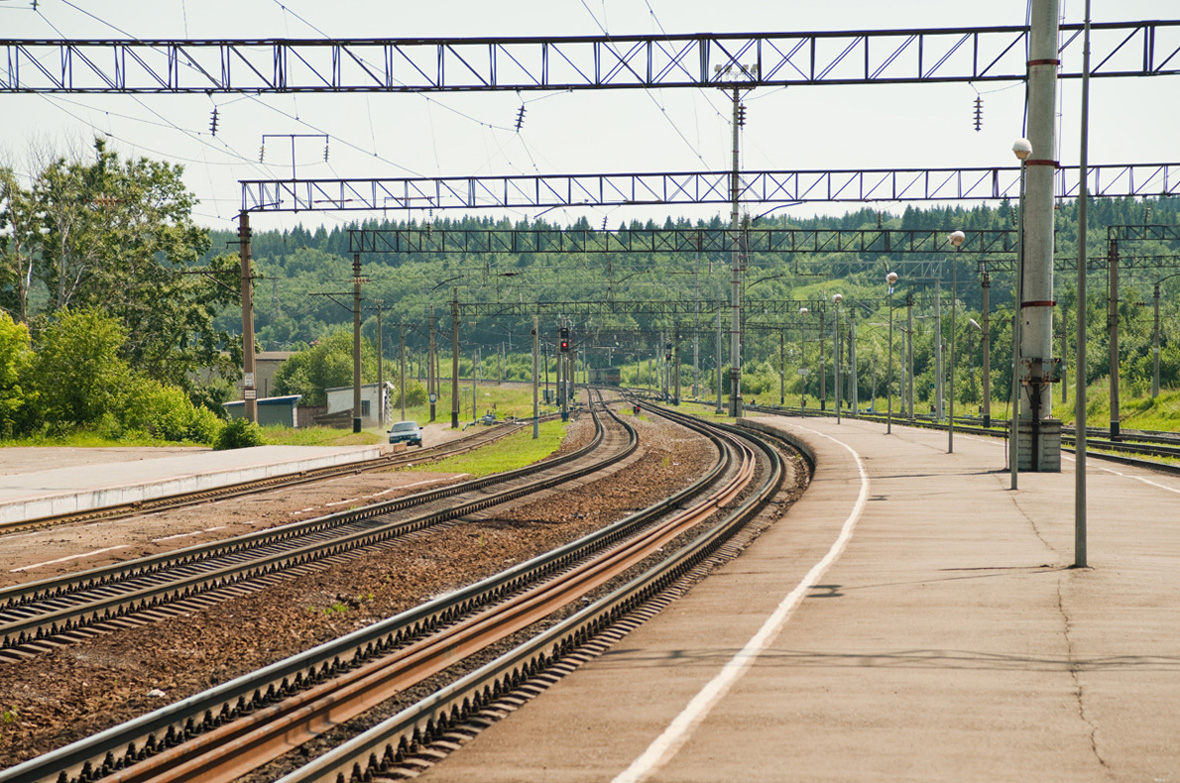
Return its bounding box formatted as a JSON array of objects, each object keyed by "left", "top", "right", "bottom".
[
  {"left": 373, "top": 476, "right": 470, "bottom": 496},
  {"left": 1098, "top": 466, "right": 1180, "bottom": 495},
  {"left": 151, "top": 531, "right": 201, "bottom": 543},
  {"left": 611, "top": 426, "right": 870, "bottom": 783},
  {"left": 324, "top": 498, "right": 361, "bottom": 507},
  {"left": 11, "top": 544, "right": 132, "bottom": 573}
]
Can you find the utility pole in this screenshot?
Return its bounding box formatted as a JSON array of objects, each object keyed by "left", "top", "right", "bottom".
[
  {"left": 399, "top": 323, "right": 407, "bottom": 422},
  {"left": 451, "top": 290, "right": 460, "bottom": 429},
  {"left": 429, "top": 305, "right": 437, "bottom": 422},
  {"left": 716, "top": 305, "right": 724, "bottom": 414},
  {"left": 673, "top": 326, "right": 681, "bottom": 405},
  {"left": 850, "top": 308, "right": 858, "bottom": 415},
  {"left": 375, "top": 301, "right": 384, "bottom": 428},
  {"left": 981, "top": 270, "right": 991, "bottom": 427},
  {"left": 238, "top": 211, "right": 257, "bottom": 423},
  {"left": 1108, "top": 240, "right": 1120, "bottom": 438},
  {"left": 727, "top": 85, "right": 745, "bottom": 418},
  {"left": 351, "top": 253, "right": 363, "bottom": 434},
  {"left": 1020, "top": 0, "right": 1064, "bottom": 468},
  {"left": 532, "top": 315, "right": 539, "bottom": 439},
  {"left": 907, "top": 292, "right": 915, "bottom": 421}
]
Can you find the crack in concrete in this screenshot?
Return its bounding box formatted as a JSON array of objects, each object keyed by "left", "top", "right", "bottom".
[{"left": 1057, "top": 576, "right": 1111, "bottom": 775}]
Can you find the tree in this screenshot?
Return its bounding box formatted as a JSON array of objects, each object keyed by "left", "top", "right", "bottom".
[
  {"left": 0, "top": 313, "right": 34, "bottom": 436},
  {"left": 30, "top": 308, "right": 132, "bottom": 427},
  {"left": 31, "top": 139, "right": 230, "bottom": 390},
  {"left": 0, "top": 167, "right": 38, "bottom": 323},
  {"left": 273, "top": 329, "right": 379, "bottom": 406}
]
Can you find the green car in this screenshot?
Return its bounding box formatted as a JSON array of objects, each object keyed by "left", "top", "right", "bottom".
[{"left": 388, "top": 420, "right": 423, "bottom": 447}]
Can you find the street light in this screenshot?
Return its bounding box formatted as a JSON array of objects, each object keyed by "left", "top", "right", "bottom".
[
  {"left": 799, "top": 307, "right": 809, "bottom": 411},
  {"left": 1011, "top": 137, "right": 1032, "bottom": 488},
  {"left": 948, "top": 230, "right": 965, "bottom": 453},
  {"left": 886, "top": 272, "right": 899, "bottom": 434},
  {"left": 833, "top": 293, "right": 843, "bottom": 424}
]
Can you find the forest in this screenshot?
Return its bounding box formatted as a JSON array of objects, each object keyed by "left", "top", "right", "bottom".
[
  {"left": 3, "top": 140, "right": 1180, "bottom": 441},
  {"left": 204, "top": 195, "right": 1180, "bottom": 412}
]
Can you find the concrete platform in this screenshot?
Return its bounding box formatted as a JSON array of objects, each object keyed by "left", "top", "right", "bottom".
[
  {"left": 0, "top": 444, "right": 390, "bottom": 525},
  {"left": 421, "top": 414, "right": 1180, "bottom": 783}
]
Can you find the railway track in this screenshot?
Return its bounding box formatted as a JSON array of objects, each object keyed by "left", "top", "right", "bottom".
[
  {"left": 0, "top": 418, "right": 542, "bottom": 537},
  {"left": 740, "top": 402, "right": 1180, "bottom": 472},
  {"left": 0, "top": 403, "right": 628, "bottom": 662},
  {"left": 0, "top": 400, "right": 797, "bottom": 783}
]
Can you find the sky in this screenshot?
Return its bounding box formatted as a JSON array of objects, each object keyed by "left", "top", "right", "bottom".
[{"left": 0, "top": 0, "right": 1176, "bottom": 233}]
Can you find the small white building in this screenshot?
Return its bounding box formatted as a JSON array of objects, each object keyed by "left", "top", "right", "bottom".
[{"left": 325, "top": 382, "right": 393, "bottom": 428}]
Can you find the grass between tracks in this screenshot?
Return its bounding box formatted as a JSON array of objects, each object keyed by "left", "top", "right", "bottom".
[{"left": 405, "top": 419, "right": 569, "bottom": 478}]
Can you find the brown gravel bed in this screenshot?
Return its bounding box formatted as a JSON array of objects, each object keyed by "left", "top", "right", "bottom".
[
  {"left": 0, "top": 408, "right": 717, "bottom": 770},
  {"left": 240, "top": 430, "right": 810, "bottom": 783}
]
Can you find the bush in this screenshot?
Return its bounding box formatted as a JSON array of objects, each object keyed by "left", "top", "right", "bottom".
[
  {"left": 397, "top": 380, "right": 428, "bottom": 407},
  {"left": 213, "top": 417, "right": 265, "bottom": 450}
]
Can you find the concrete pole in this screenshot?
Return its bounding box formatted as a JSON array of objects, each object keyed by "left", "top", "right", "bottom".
[
  {"left": 1076, "top": 0, "right": 1092, "bottom": 567},
  {"left": 428, "top": 306, "right": 437, "bottom": 422},
  {"left": 728, "top": 86, "right": 743, "bottom": 418},
  {"left": 1153, "top": 282, "right": 1161, "bottom": 399},
  {"left": 1061, "top": 306, "right": 1069, "bottom": 404},
  {"left": 399, "top": 324, "right": 407, "bottom": 423},
  {"left": 887, "top": 277, "right": 896, "bottom": 434},
  {"left": 376, "top": 303, "right": 384, "bottom": 427},
  {"left": 981, "top": 272, "right": 992, "bottom": 427},
  {"left": 1108, "top": 241, "right": 1120, "bottom": 438},
  {"left": 1023, "top": 0, "right": 1062, "bottom": 436},
  {"left": 935, "top": 279, "right": 943, "bottom": 421},
  {"left": 779, "top": 330, "right": 785, "bottom": 406},
  {"left": 850, "top": 309, "right": 858, "bottom": 416},
  {"left": 532, "top": 315, "right": 539, "bottom": 439},
  {"left": 450, "top": 291, "right": 460, "bottom": 429},
  {"left": 907, "top": 293, "right": 915, "bottom": 421},
  {"left": 238, "top": 211, "right": 257, "bottom": 423},
  {"left": 351, "top": 253, "right": 363, "bottom": 434},
  {"left": 833, "top": 295, "right": 843, "bottom": 424},
  {"left": 819, "top": 308, "right": 827, "bottom": 411},
  {"left": 673, "top": 327, "right": 681, "bottom": 405},
  {"left": 716, "top": 305, "right": 724, "bottom": 414}
]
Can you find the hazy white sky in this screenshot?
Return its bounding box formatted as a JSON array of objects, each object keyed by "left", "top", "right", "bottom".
[{"left": 1, "top": 0, "right": 1176, "bottom": 232}]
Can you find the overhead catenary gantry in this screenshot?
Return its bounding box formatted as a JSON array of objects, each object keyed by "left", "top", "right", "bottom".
[
  {"left": 2, "top": 22, "right": 1177, "bottom": 92},
  {"left": 241, "top": 163, "right": 1178, "bottom": 213}
]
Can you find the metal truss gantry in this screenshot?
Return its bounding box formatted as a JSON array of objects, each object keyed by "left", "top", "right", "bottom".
[
  {"left": 243, "top": 163, "right": 1178, "bottom": 213},
  {"left": 3, "top": 22, "right": 1177, "bottom": 92},
  {"left": 351, "top": 227, "right": 1023, "bottom": 255}
]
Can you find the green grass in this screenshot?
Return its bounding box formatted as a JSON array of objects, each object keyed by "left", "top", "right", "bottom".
[
  {"left": 0, "top": 430, "right": 201, "bottom": 448},
  {"left": 259, "top": 425, "right": 383, "bottom": 447},
  {"left": 407, "top": 419, "right": 568, "bottom": 477},
  {"left": 394, "top": 380, "right": 560, "bottom": 425}
]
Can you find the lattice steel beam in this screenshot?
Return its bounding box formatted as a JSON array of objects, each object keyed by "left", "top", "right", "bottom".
[
  {"left": 3, "top": 22, "right": 1177, "bottom": 92},
  {"left": 350, "top": 227, "right": 1022, "bottom": 254},
  {"left": 243, "top": 163, "right": 1178, "bottom": 212},
  {"left": 1106, "top": 224, "right": 1180, "bottom": 242}
]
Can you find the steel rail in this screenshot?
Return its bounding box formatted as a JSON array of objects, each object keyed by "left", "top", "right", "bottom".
[
  {"left": 742, "top": 402, "right": 1180, "bottom": 473},
  {"left": 0, "top": 407, "right": 624, "bottom": 652},
  {"left": 0, "top": 417, "right": 538, "bottom": 537},
  {"left": 96, "top": 409, "right": 750, "bottom": 783},
  {"left": 267, "top": 404, "right": 785, "bottom": 783},
  {"left": 0, "top": 414, "right": 602, "bottom": 614},
  {"left": 0, "top": 397, "right": 753, "bottom": 783}
]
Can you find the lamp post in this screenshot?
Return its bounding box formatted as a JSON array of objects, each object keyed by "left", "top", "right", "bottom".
[
  {"left": 833, "top": 293, "right": 843, "bottom": 424},
  {"left": 799, "top": 307, "right": 809, "bottom": 410},
  {"left": 948, "top": 230, "right": 965, "bottom": 453},
  {"left": 886, "top": 272, "right": 898, "bottom": 434},
  {"left": 1011, "top": 137, "right": 1032, "bottom": 488}
]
